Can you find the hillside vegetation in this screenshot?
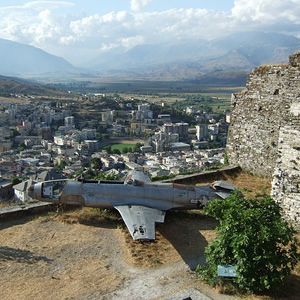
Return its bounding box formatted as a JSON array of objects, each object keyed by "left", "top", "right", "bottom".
[{"left": 0, "top": 78, "right": 72, "bottom": 98}]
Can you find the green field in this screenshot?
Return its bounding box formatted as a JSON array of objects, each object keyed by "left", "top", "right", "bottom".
[
  {"left": 69, "top": 78, "right": 244, "bottom": 95},
  {"left": 112, "top": 86, "right": 244, "bottom": 113},
  {"left": 66, "top": 79, "right": 245, "bottom": 115},
  {"left": 110, "top": 143, "right": 135, "bottom": 151},
  {"left": 99, "top": 143, "right": 138, "bottom": 153}
]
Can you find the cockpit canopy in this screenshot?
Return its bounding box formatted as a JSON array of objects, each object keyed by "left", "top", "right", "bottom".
[{"left": 42, "top": 180, "right": 68, "bottom": 199}]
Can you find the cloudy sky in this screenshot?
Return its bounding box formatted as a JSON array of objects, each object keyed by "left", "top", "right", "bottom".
[{"left": 0, "top": 0, "right": 299, "bottom": 65}]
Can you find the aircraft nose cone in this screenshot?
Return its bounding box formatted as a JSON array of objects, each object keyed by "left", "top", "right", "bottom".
[{"left": 28, "top": 182, "right": 43, "bottom": 201}]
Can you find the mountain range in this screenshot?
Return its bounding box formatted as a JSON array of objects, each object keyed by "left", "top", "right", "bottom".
[
  {"left": 0, "top": 39, "right": 78, "bottom": 77},
  {"left": 0, "top": 32, "right": 299, "bottom": 84}
]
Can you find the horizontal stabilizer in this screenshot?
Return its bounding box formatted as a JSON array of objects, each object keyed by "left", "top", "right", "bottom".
[{"left": 213, "top": 181, "right": 236, "bottom": 191}]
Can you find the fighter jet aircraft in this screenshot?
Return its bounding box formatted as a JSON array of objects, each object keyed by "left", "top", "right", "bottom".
[{"left": 28, "top": 170, "right": 235, "bottom": 240}]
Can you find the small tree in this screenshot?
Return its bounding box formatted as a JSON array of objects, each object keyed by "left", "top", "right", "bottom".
[
  {"left": 59, "top": 160, "right": 67, "bottom": 169},
  {"left": 91, "top": 157, "right": 102, "bottom": 170},
  {"left": 18, "top": 142, "right": 26, "bottom": 152},
  {"left": 94, "top": 172, "right": 120, "bottom": 181},
  {"left": 104, "top": 145, "right": 112, "bottom": 154},
  {"left": 11, "top": 177, "right": 21, "bottom": 185},
  {"left": 133, "top": 142, "right": 143, "bottom": 153},
  {"left": 81, "top": 161, "right": 90, "bottom": 169},
  {"left": 112, "top": 149, "right": 121, "bottom": 155},
  {"left": 196, "top": 191, "right": 299, "bottom": 293},
  {"left": 84, "top": 168, "right": 95, "bottom": 179},
  {"left": 55, "top": 160, "right": 67, "bottom": 172}
]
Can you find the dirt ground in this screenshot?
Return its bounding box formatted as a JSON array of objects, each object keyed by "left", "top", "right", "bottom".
[
  {"left": 0, "top": 172, "right": 299, "bottom": 300},
  {"left": 0, "top": 210, "right": 230, "bottom": 300}
]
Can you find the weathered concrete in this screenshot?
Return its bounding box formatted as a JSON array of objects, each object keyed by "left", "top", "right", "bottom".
[
  {"left": 227, "top": 52, "right": 300, "bottom": 228},
  {"left": 0, "top": 202, "right": 54, "bottom": 220}
]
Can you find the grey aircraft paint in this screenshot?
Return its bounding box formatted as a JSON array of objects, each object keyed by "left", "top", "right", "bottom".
[{"left": 28, "top": 170, "right": 235, "bottom": 240}]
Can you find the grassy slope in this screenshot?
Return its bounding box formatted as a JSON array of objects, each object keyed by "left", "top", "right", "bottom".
[{"left": 0, "top": 79, "right": 71, "bottom": 97}]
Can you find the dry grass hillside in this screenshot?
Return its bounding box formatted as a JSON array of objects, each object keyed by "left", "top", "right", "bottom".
[{"left": 0, "top": 78, "right": 74, "bottom": 99}]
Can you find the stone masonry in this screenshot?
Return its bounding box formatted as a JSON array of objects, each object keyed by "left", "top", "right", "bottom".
[{"left": 226, "top": 52, "right": 300, "bottom": 228}]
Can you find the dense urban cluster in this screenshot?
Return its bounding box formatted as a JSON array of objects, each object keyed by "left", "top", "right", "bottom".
[{"left": 0, "top": 94, "right": 229, "bottom": 203}]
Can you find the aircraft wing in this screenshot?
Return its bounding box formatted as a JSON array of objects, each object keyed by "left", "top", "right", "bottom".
[{"left": 115, "top": 205, "right": 165, "bottom": 240}]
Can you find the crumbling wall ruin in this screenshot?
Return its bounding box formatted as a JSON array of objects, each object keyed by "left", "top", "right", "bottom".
[{"left": 227, "top": 52, "right": 300, "bottom": 227}]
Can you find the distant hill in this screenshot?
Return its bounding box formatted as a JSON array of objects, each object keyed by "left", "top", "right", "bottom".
[
  {"left": 193, "top": 70, "right": 249, "bottom": 86},
  {"left": 0, "top": 75, "right": 71, "bottom": 97},
  {"left": 0, "top": 38, "right": 79, "bottom": 76},
  {"left": 195, "top": 50, "right": 255, "bottom": 73}
]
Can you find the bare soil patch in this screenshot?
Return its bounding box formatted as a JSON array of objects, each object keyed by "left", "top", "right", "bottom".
[
  {"left": 0, "top": 214, "right": 124, "bottom": 300},
  {"left": 52, "top": 207, "right": 218, "bottom": 269},
  {"left": 0, "top": 209, "right": 223, "bottom": 300}
]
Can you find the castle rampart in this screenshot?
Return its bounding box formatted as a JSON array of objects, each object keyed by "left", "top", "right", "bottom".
[{"left": 227, "top": 52, "right": 300, "bottom": 227}]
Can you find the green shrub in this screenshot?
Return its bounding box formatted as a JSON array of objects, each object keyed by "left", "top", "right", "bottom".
[{"left": 196, "top": 191, "right": 299, "bottom": 293}]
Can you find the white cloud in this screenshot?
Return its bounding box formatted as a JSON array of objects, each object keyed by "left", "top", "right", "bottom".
[
  {"left": 0, "top": 1, "right": 73, "bottom": 12},
  {"left": 0, "top": 1, "right": 75, "bottom": 44},
  {"left": 100, "top": 43, "right": 119, "bottom": 52},
  {"left": 232, "top": 0, "right": 300, "bottom": 24},
  {"left": 229, "top": 0, "right": 300, "bottom": 35},
  {"left": 0, "top": 0, "right": 299, "bottom": 65},
  {"left": 120, "top": 35, "right": 144, "bottom": 49},
  {"left": 60, "top": 35, "right": 76, "bottom": 45},
  {"left": 130, "top": 0, "right": 152, "bottom": 12}
]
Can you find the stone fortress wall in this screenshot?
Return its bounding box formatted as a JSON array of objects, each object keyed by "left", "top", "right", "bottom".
[{"left": 226, "top": 52, "right": 300, "bottom": 227}]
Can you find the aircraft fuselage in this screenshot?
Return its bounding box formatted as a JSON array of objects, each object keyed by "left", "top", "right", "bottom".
[{"left": 28, "top": 179, "right": 218, "bottom": 211}]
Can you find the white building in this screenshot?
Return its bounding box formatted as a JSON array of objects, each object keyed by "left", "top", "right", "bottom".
[
  {"left": 13, "top": 179, "right": 35, "bottom": 202},
  {"left": 65, "top": 116, "right": 75, "bottom": 128},
  {"left": 186, "top": 107, "right": 196, "bottom": 115},
  {"left": 196, "top": 124, "right": 209, "bottom": 140},
  {"left": 54, "top": 135, "right": 65, "bottom": 146}
]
